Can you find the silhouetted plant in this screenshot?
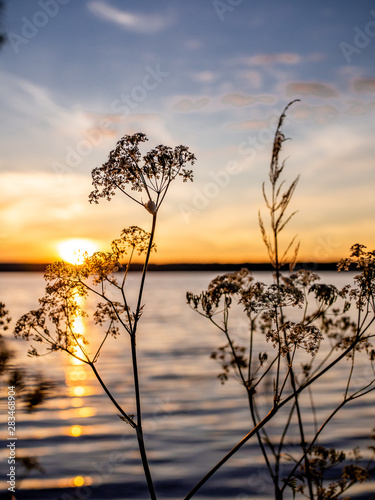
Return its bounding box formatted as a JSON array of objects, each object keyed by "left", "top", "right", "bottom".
[
  {"left": 14, "top": 134, "right": 196, "bottom": 500},
  {"left": 186, "top": 102, "right": 375, "bottom": 499}
]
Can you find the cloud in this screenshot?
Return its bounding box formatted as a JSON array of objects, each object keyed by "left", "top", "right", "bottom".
[
  {"left": 247, "top": 53, "right": 301, "bottom": 65},
  {"left": 286, "top": 82, "right": 337, "bottom": 98},
  {"left": 191, "top": 71, "right": 217, "bottom": 84},
  {"left": 239, "top": 52, "right": 323, "bottom": 66},
  {"left": 185, "top": 39, "right": 202, "bottom": 50},
  {"left": 226, "top": 119, "right": 269, "bottom": 131},
  {"left": 241, "top": 70, "right": 262, "bottom": 88},
  {"left": 291, "top": 104, "right": 339, "bottom": 124},
  {"left": 120, "top": 113, "right": 175, "bottom": 145},
  {"left": 221, "top": 94, "right": 275, "bottom": 107},
  {"left": 222, "top": 94, "right": 257, "bottom": 107},
  {"left": 309, "top": 52, "right": 325, "bottom": 62},
  {"left": 88, "top": 1, "right": 173, "bottom": 34},
  {"left": 0, "top": 73, "right": 96, "bottom": 140},
  {"left": 0, "top": 171, "right": 90, "bottom": 228},
  {"left": 353, "top": 78, "right": 375, "bottom": 93},
  {"left": 345, "top": 100, "right": 375, "bottom": 116},
  {"left": 0, "top": 171, "right": 115, "bottom": 262},
  {"left": 173, "top": 98, "right": 210, "bottom": 112}
]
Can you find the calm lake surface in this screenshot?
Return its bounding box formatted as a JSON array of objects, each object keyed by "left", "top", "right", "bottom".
[{"left": 0, "top": 271, "right": 374, "bottom": 500}]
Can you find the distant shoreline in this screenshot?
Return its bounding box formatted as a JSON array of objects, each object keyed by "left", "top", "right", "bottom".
[{"left": 0, "top": 262, "right": 341, "bottom": 272}]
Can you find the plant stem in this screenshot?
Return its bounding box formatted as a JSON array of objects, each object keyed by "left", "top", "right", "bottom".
[
  {"left": 136, "top": 426, "right": 157, "bottom": 500},
  {"left": 90, "top": 362, "right": 136, "bottom": 428},
  {"left": 130, "top": 212, "right": 158, "bottom": 499},
  {"left": 131, "top": 213, "right": 157, "bottom": 430},
  {"left": 248, "top": 393, "right": 277, "bottom": 489},
  {"left": 183, "top": 406, "right": 279, "bottom": 500},
  {"left": 272, "top": 182, "right": 314, "bottom": 499},
  {"left": 134, "top": 213, "right": 157, "bottom": 329}
]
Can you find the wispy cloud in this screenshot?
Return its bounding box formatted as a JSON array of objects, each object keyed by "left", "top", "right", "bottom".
[
  {"left": 231, "top": 52, "right": 324, "bottom": 68},
  {"left": 190, "top": 71, "right": 218, "bottom": 84},
  {"left": 221, "top": 93, "right": 275, "bottom": 107},
  {"left": 240, "top": 70, "right": 263, "bottom": 88},
  {"left": 173, "top": 97, "right": 210, "bottom": 112},
  {"left": 185, "top": 39, "right": 202, "bottom": 50},
  {"left": 246, "top": 53, "right": 301, "bottom": 65},
  {"left": 226, "top": 119, "right": 270, "bottom": 131},
  {"left": 353, "top": 78, "right": 375, "bottom": 93},
  {"left": 88, "top": 1, "right": 173, "bottom": 34},
  {"left": 0, "top": 72, "right": 125, "bottom": 148},
  {"left": 286, "top": 82, "right": 338, "bottom": 98},
  {"left": 291, "top": 104, "right": 339, "bottom": 124},
  {"left": 0, "top": 73, "right": 92, "bottom": 138}
]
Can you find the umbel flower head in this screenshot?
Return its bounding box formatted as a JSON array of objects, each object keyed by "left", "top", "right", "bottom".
[
  {"left": 13, "top": 226, "right": 155, "bottom": 361},
  {"left": 89, "top": 133, "right": 196, "bottom": 213}
]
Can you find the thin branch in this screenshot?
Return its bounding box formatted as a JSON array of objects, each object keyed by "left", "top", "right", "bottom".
[{"left": 90, "top": 362, "right": 136, "bottom": 428}]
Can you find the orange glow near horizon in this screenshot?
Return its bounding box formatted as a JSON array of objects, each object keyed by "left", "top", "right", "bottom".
[{"left": 1, "top": 208, "right": 375, "bottom": 266}]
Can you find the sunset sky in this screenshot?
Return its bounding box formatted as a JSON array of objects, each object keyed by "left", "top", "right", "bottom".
[{"left": 1, "top": 0, "right": 375, "bottom": 264}]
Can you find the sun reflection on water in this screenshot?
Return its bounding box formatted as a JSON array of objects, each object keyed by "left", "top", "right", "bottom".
[
  {"left": 70, "top": 355, "right": 84, "bottom": 366},
  {"left": 61, "top": 308, "right": 99, "bottom": 442},
  {"left": 71, "top": 397, "right": 84, "bottom": 407},
  {"left": 70, "top": 425, "right": 82, "bottom": 437},
  {"left": 76, "top": 407, "right": 96, "bottom": 418},
  {"left": 69, "top": 370, "right": 87, "bottom": 381},
  {"left": 70, "top": 385, "right": 86, "bottom": 397}
]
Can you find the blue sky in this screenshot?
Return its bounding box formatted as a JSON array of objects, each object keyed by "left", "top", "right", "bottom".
[{"left": 1, "top": 0, "right": 375, "bottom": 263}]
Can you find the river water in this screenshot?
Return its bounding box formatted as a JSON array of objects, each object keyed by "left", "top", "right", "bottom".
[{"left": 0, "top": 271, "right": 374, "bottom": 500}]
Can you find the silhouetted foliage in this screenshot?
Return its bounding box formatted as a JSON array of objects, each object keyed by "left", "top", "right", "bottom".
[
  {"left": 187, "top": 102, "right": 375, "bottom": 499},
  {"left": 15, "top": 134, "right": 197, "bottom": 500}
]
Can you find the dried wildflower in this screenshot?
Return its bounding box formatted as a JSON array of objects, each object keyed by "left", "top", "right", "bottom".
[
  {"left": 310, "top": 283, "right": 339, "bottom": 307},
  {"left": 282, "top": 269, "right": 320, "bottom": 289},
  {"left": 239, "top": 282, "right": 268, "bottom": 317},
  {"left": 14, "top": 227, "right": 152, "bottom": 360},
  {"left": 338, "top": 244, "right": 375, "bottom": 310},
  {"left": 259, "top": 100, "right": 300, "bottom": 271},
  {"left": 187, "top": 269, "right": 254, "bottom": 317},
  {"left": 335, "top": 334, "right": 373, "bottom": 358},
  {"left": 266, "top": 321, "right": 322, "bottom": 356},
  {"left": 89, "top": 133, "right": 196, "bottom": 213},
  {"left": 111, "top": 226, "right": 155, "bottom": 258},
  {"left": 208, "top": 268, "right": 253, "bottom": 302},
  {"left": 186, "top": 290, "right": 218, "bottom": 317},
  {"left": 186, "top": 291, "right": 201, "bottom": 310},
  {"left": 341, "top": 464, "right": 369, "bottom": 483},
  {"left": 189, "top": 268, "right": 305, "bottom": 324},
  {"left": 286, "top": 322, "right": 323, "bottom": 355},
  {"left": 256, "top": 283, "right": 304, "bottom": 311},
  {"left": 93, "top": 302, "right": 126, "bottom": 337},
  {"left": 210, "top": 342, "right": 248, "bottom": 385}
]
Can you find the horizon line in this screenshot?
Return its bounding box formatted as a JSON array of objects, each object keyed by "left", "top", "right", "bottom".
[{"left": 0, "top": 261, "right": 340, "bottom": 272}]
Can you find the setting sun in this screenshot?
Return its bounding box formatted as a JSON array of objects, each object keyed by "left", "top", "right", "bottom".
[{"left": 57, "top": 239, "right": 99, "bottom": 265}]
